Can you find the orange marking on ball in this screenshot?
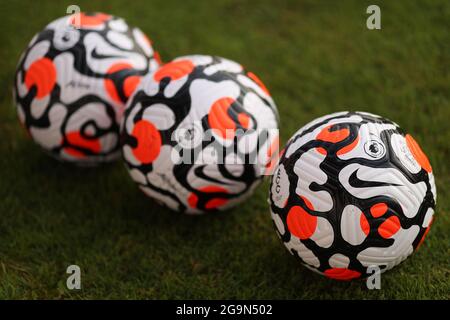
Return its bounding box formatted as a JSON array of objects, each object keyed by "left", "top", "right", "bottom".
[
  {"left": 123, "top": 75, "right": 141, "bottom": 98},
  {"left": 131, "top": 120, "right": 161, "bottom": 164},
  {"left": 316, "top": 125, "right": 350, "bottom": 144},
  {"left": 378, "top": 216, "right": 401, "bottom": 239},
  {"left": 247, "top": 71, "right": 270, "bottom": 96},
  {"left": 416, "top": 218, "right": 433, "bottom": 251},
  {"left": 316, "top": 147, "right": 327, "bottom": 155},
  {"left": 360, "top": 213, "right": 370, "bottom": 236},
  {"left": 187, "top": 193, "right": 199, "bottom": 209},
  {"left": 104, "top": 62, "right": 133, "bottom": 104},
  {"left": 153, "top": 59, "right": 194, "bottom": 82},
  {"left": 188, "top": 186, "right": 229, "bottom": 209},
  {"left": 205, "top": 198, "right": 228, "bottom": 210},
  {"left": 287, "top": 205, "right": 317, "bottom": 240},
  {"left": 265, "top": 135, "right": 280, "bottom": 174},
  {"left": 208, "top": 97, "right": 237, "bottom": 140},
  {"left": 70, "top": 13, "right": 112, "bottom": 27},
  {"left": 324, "top": 268, "right": 361, "bottom": 280},
  {"left": 405, "top": 134, "right": 432, "bottom": 173},
  {"left": 300, "top": 196, "right": 314, "bottom": 210},
  {"left": 237, "top": 112, "right": 250, "bottom": 129},
  {"left": 64, "top": 131, "right": 101, "bottom": 158},
  {"left": 154, "top": 51, "right": 162, "bottom": 65},
  {"left": 370, "top": 203, "right": 388, "bottom": 218},
  {"left": 337, "top": 134, "right": 359, "bottom": 155},
  {"left": 25, "top": 58, "right": 56, "bottom": 98},
  {"left": 64, "top": 147, "right": 86, "bottom": 158}
]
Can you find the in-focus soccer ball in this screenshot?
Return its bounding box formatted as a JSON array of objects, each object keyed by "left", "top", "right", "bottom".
[
  {"left": 14, "top": 12, "right": 160, "bottom": 164},
  {"left": 122, "top": 55, "right": 279, "bottom": 213},
  {"left": 269, "top": 111, "right": 436, "bottom": 280}
]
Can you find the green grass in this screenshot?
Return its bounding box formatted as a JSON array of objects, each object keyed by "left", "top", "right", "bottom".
[{"left": 0, "top": 0, "right": 449, "bottom": 299}]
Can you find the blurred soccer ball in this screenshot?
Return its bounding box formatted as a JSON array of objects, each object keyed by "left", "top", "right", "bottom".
[
  {"left": 269, "top": 111, "right": 436, "bottom": 280},
  {"left": 122, "top": 55, "right": 279, "bottom": 213},
  {"left": 14, "top": 12, "right": 160, "bottom": 164}
]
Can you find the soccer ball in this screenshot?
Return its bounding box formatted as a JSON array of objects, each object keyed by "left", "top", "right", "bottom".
[
  {"left": 14, "top": 12, "right": 160, "bottom": 164},
  {"left": 122, "top": 55, "right": 279, "bottom": 213},
  {"left": 269, "top": 111, "right": 436, "bottom": 280}
]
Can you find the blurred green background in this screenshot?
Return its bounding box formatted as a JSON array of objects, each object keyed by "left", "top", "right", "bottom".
[{"left": 0, "top": 0, "right": 448, "bottom": 299}]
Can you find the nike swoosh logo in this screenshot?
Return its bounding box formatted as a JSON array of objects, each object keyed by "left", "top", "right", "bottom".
[
  {"left": 348, "top": 168, "right": 402, "bottom": 188},
  {"left": 91, "top": 47, "right": 126, "bottom": 59}
]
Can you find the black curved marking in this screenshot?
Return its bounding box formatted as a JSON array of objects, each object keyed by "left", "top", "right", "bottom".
[
  {"left": 91, "top": 47, "right": 125, "bottom": 60},
  {"left": 348, "top": 168, "right": 403, "bottom": 188}
]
